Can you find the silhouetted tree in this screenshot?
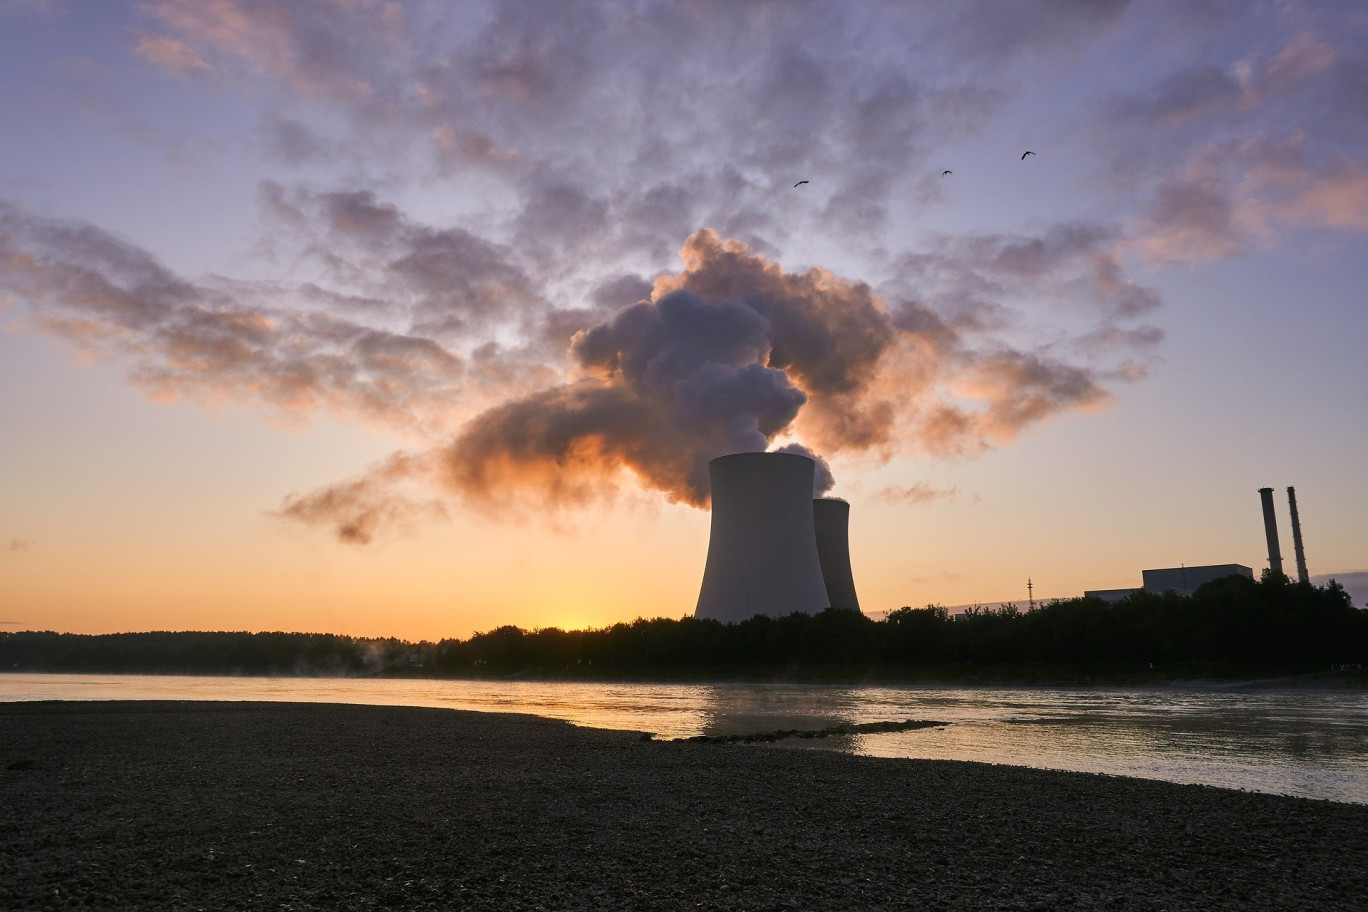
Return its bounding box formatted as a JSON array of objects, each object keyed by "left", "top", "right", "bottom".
[{"left": 4, "top": 576, "right": 1364, "bottom": 676}]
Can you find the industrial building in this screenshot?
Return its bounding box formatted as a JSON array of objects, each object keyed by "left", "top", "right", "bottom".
[
  {"left": 1141, "top": 564, "right": 1253, "bottom": 595},
  {"left": 694, "top": 452, "right": 860, "bottom": 624},
  {"left": 1083, "top": 587, "right": 1142, "bottom": 603},
  {"left": 1085, "top": 564, "right": 1254, "bottom": 602},
  {"left": 1084, "top": 486, "right": 1310, "bottom": 602}
]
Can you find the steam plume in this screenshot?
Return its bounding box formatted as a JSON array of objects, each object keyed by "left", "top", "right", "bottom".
[
  {"left": 1, "top": 194, "right": 1147, "bottom": 543},
  {"left": 442, "top": 229, "right": 893, "bottom": 509}
]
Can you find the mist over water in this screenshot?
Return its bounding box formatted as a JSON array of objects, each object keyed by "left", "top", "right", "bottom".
[{"left": 4, "top": 675, "right": 1366, "bottom": 804}]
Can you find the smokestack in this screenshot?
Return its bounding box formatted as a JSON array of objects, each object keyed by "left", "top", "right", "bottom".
[
  {"left": 694, "top": 453, "right": 831, "bottom": 623},
  {"left": 1258, "top": 487, "right": 1284, "bottom": 578},
  {"left": 1287, "top": 486, "right": 1309, "bottom": 585},
  {"left": 813, "top": 498, "right": 860, "bottom": 611}
]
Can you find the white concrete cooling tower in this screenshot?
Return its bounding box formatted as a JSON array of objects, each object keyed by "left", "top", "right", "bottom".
[
  {"left": 813, "top": 497, "right": 860, "bottom": 611},
  {"left": 694, "top": 452, "right": 831, "bottom": 623}
]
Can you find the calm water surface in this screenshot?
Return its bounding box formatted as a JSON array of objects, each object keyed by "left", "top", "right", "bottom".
[{"left": 4, "top": 673, "right": 1366, "bottom": 804}]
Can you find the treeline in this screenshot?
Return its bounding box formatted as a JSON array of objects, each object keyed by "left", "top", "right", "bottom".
[
  {"left": 0, "top": 631, "right": 421, "bottom": 676},
  {"left": 3, "top": 575, "right": 1365, "bottom": 678},
  {"left": 435, "top": 575, "right": 1367, "bottom": 673}
]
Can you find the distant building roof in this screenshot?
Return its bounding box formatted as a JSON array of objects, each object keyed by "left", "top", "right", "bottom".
[
  {"left": 1084, "top": 588, "right": 1141, "bottom": 603},
  {"left": 1141, "top": 564, "right": 1253, "bottom": 596}
]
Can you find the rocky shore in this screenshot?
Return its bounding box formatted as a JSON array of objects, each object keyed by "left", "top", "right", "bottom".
[{"left": 3, "top": 701, "right": 1365, "bottom": 910}]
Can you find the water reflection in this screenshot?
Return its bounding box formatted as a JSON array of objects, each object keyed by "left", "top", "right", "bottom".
[
  {"left": 3, "top": 674, "right": 1366, "bottom": 803},
  {"left": 841, "top": 686, "right": 1368, "bottom": 804},
  {"left": 695, "top": 683, "right": 858, "bottom": 737}
]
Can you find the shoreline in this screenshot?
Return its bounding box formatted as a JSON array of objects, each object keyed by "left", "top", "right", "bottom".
[
  {"left": 4, "top": 665, "right": 1367, "bottom": 690},
  {"left": 4, "top": 700, "right": 1367, "bottom": 910}
]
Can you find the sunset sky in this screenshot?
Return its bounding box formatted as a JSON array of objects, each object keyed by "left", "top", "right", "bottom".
[{"left": 3, "top": 0, "right": 1366, "bottom": 641}]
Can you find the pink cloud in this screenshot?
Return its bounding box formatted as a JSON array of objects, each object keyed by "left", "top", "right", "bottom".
[
  {"left": 1287, "top": 163, "right": 1368, "bottom": 231},
  {"left": 133, "top": 33, "right": 210, "bottom": 77}
]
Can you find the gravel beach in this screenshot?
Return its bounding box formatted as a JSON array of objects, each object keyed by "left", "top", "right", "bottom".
[{"left": 2, "top": 701, "right": 1365, "bottom": 911}]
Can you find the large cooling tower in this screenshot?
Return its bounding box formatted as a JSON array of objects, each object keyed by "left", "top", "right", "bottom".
[
  {"left": 813, "top": 497, "right": 860, "bottom": 611},
  {"left": 694, "top": 452, "right": 831, "bottom": 623}
]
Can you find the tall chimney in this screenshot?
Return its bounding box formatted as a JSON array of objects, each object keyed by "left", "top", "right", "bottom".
[
  {"left": 694, "top": 453, "right": 831, "bottom": 623},
  {"left": 813, "top": 498, "right": 860, "bottom": 611},
  {"left": 1287, "top": 486, "right": 1309, "bottom": 585},
  {"left": 1258, "top": 487, "right": 1284, "bottom": 578}
]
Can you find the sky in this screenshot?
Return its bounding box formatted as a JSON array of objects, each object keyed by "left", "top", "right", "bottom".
[{"left": 2, "top": 0, "right": 1366, "bottom": 641}]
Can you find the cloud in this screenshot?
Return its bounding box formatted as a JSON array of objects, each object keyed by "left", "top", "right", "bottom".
[
  {"left": 126, "top": 1, "right": 1368, "bottom": 277},
  {"left": 6, "top": 0, "right": 1179, "bottom": 545},
  {"left": 372, "top": 227, "right": 1144, "bottom": 522},
  {"left": 1282, "top": 160, "right": 1368, "bottom": 231},
  {"left": 872, "top": 483, "right": 960, "bottom": 506},
  {"left": 4, "top": 171, "right": 1161, "bottom": 542},
  {"left": 139, "top": 0, "right": 404, "bottom": 99},
  {"left": 129, "top": 0, "right": 1138, "bottom": 265},
  {"left": 1072, "top": 323, "right": 1165, "bottom": 357},
  {"left": 133, "top": 33, "right": 211, "bottom": 77},
  {"left": 935, "top": 0, "right": 1131, "bottom": 61},
  {"left": 255, "top": 182, "right": 546, "bottom": 342},
  {"left": 1098, "top": 23, "right": 1368, "bottom": 261},
  {"left": 6, "top": 538, "right": 31, "bottom": 552},
  {"left": 16, "top": 0, "right": 1361, "bottom": 557},
  {"left": 951, "top": 350, "right": 1110, "bottom": 445},
  {"left": 1108, "top": 64, "right": 1244, "bottom": 128},
  {"left": 435, "top": 229, "right": 895, "bottom": 511},
  {"left": 273, "top": 211, "right": 1155, "bottom": 536},
  {"left": 0, "top": 196, "right": 545, "bottom": 437},
  {"left": 1265, "top": 32, "right": 1337, "bottom": 89},
  {"left": 273, "top": 452, "right": 444, "bottom": 545},
  {"left": 1135, "top": 176, "right": 1247, "bottom": 262},
  {"left": 255, "top": 111, "right": 333, "bottom": 166},
  {"left": 1132, "top": 141, "right": 1368, "bottom": 263},
  {"left": 889, "top": 222, "right": 1162, "bottom": 329}
]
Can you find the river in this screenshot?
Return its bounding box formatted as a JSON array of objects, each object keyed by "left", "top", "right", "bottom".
[{"left": 3, "top": 673, "right": 1366, "bottom": 804}]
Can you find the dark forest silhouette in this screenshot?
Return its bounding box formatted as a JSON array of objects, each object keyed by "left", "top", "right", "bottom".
[{"left": 3, "top": 575, "right": 1364, "bottom": 679}]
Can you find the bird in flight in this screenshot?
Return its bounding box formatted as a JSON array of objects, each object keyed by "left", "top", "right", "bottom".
[
  {"left": 1021, "top": 151, "right": 1036, "bottom": 160},
  {"left": 942, "top": 170, "right": 953, "bottom": 177},
  {"left": 793, "top": 180, "right": 809, "bottom": 187}
]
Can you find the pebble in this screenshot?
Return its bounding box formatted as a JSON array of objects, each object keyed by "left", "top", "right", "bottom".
[{"left": 2, "top": 700, "right": 1365, "bottom": 910}]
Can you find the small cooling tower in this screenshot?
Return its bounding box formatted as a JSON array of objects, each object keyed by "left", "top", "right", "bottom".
[
  {"left": 694, "top": 452, "right": 831, "bottom": 623},
  {"left": 813, "top": 498, "right": 860, "bottom": 611}
]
